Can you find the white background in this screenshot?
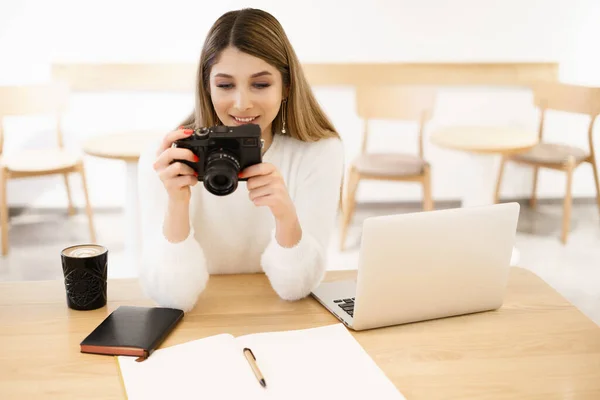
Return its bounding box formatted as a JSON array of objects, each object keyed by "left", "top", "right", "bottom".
[{"left": 0, "top": 0, "right": 599, "bottom": 208}]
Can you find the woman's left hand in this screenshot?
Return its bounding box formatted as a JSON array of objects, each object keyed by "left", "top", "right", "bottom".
[{"left": 239, "top": 162, "right": 297, "bottom": 222}]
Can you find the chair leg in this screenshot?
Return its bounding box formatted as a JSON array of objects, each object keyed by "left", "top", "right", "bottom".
[
  {"left": 422, "top": 164, "right": 433, "bottom": 211},
  {"left": 530, "top": 166, "right": 539, "bottom": 210},
  {"left": 63, "top": 173, "right": 76, "bottom": 216},
  {"left": 78, "top": 162, "right": 97, "bottom": 244},
  {"left": 339, "top": 167, "right": 360, "bottom": 251},
  {"left": 494, "top": 156, "right": 506, "bottom": 204},
  {"left": 0, "top": 168, "right": 9, "bottom": 256},
  {"left": 590, "top": 157, "right": 600, "bottom": 219},
  {"left": 561, "top": 157, "right": 575, "bottom": 245}
]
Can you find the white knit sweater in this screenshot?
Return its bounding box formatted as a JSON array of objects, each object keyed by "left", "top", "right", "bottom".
[{"left": 137, "top": 133, "right": 345, "bottom": 312}]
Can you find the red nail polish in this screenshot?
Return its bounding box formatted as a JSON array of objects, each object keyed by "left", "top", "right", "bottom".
[
  {"left": 194, "top": 155, "right": 199, "bottom": 162},
  {"left": 238, "top": 172, "right": 242, "bottom": 178},
  {"left": 184, "top": 129, "right": 193, "bottom": 135}
]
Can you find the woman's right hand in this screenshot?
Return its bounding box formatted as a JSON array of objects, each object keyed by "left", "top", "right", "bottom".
[{"left": 153, "top": 128, "right": 199, "bottom": 204}]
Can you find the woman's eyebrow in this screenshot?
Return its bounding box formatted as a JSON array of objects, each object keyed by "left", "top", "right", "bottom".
[
  {"left": 214, "top": 71, "right": 272, "bottom": 79},
  {"left": 251, "top": 71, "right": 272, "bottom": 78}
]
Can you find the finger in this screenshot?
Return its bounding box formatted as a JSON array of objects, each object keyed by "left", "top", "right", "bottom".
[
  {"left": 165, "top": 175, "right": 198, "bottom": 190},
  {"left": 154, "top": 148, "right": 198, "bottom": 171},
  {"left": 239, "top": 162, "right": 275, "bottom": 179},
  {"left": 158, "top": 128, "right": 194, "bottom": 153},
  {"left": 246, "top": 174, "right": 272, "bottom": 190},
  {"left": 248, "top": 184, "right": 274, "bottom": 201},
  {"left": 252, "top": 194, "right": 275, "bottom": 207},
  {"left": 159, "top": 161, "right": 197, "bottom": 182}
]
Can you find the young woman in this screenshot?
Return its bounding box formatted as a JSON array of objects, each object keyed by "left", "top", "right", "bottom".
[{"left": 138, "top": 8, "right": 344, "bottom": 312}]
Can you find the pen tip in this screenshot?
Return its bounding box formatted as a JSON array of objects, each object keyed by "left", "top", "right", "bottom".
[{"left": 260, "top": 379, "right": 266, "bottom": 388}]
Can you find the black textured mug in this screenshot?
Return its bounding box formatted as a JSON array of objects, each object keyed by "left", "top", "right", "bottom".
[{"left": 61, "top": 244, "right": 108, "bottom": 311}]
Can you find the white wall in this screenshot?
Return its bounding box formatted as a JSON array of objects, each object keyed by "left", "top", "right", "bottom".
[{"left": 0, "top": 0, "right": 599, "bottom": 208}]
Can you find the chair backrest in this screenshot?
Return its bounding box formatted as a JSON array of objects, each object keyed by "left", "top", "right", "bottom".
[
  {"left": 532, "top": 81, "right": 600, "bottom": 149},
  {"left": 0, "top": 83, "right": 70, "bottom": 155},
  {"left": 533, "top": 81, "right": 600, "bottom": 116},
  {"left": 355, "top": 85, "right": 437, "bottom": 156}
]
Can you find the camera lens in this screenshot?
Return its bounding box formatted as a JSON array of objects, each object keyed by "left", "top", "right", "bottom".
[
  {"left": 212, "top": 175, "right": 228, "bottom": 187},
  {"left": 204, "top": 149, "right": 241, "bottom": 196}
]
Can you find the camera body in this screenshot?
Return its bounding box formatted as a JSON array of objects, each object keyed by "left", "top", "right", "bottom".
[{"left": 172, "top": 124, "right": 263, "bottom": 196}]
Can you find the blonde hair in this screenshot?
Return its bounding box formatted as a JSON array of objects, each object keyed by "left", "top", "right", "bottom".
[{"left": 179, "top": 8, "right": 339, "bottom": 142}]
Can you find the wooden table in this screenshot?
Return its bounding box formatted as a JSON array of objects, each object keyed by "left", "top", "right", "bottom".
[
  {"left": 83, "top": 132, "right": 163, "bottom": 270},
  {"left": 1, "top": 268, "right": 599, "bottom": 399}
]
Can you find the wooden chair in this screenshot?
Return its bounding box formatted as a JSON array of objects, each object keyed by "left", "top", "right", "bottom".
[
  {"left": 0, "top": 83, "right": 96, "bottom": 255},
  {"left": 494, "top": 81, "right": 600, "bottom": 244},
  {"left": 339, "top": 85, "right": 436, "bottom": 250}
]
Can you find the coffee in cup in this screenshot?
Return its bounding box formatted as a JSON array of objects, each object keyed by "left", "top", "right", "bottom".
[{"left": 61, "top": 244, "right": 108, "bottom": 311}]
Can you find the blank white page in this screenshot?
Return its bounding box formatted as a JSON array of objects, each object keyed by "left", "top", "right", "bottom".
[
  {"left": 236, "top": 324, "right": 405, "bottom": 400},
  {"left": 117, "top": 333, "right": 264, "bottom": 399}
]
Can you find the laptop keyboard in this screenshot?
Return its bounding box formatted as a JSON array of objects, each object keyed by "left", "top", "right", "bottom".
[{"left": 334, "top": 298, "right": 355, "bottom": 317}]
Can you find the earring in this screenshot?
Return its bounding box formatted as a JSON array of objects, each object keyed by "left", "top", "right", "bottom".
[{"left": 281, "top": 99, "right": 287, "bottom": 134}]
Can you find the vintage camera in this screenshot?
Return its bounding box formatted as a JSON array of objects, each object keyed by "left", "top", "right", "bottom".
[{"left": 172, "top": 124, "right": 263, "bottom": 196}]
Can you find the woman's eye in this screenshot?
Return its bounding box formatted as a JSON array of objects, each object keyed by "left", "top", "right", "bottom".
[
  {"left": 217, "top": 83, "right": 234, "bottom": 89},
  {"left": 253, "top": 83, "right": 271, "bottom": 89}
]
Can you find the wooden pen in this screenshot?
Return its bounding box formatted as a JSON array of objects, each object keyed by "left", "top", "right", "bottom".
[{"left": 243, "top": 347, "right": 267, "bottom": 388}]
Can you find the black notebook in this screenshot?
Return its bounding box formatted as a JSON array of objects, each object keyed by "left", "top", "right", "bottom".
[{"left": 80, "top": 305, "right": 184, "bottom": 361}]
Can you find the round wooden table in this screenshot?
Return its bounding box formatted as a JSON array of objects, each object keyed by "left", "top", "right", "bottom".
[
  {"left": 83, "top": 131, "right": 163, "bottom": 271},
  {"left": 431, "top": 126, "right": 538, "bottom": 206},
  {"left": 430, "top": 125, "right": 539, "bottom": 266}
]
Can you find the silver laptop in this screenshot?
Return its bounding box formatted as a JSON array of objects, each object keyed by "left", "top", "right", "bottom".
[{"left": 311, "top": 202, "right": 520, "bottom": 331}]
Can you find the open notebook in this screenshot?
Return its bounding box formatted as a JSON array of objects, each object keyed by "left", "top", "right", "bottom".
[{"left": 117, "top": 323, "right": 405, "bottom": 399}]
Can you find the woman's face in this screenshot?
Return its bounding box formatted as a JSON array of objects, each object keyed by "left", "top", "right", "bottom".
[{"left": 209, "top": 46, "right": 284, "bottom": 137}]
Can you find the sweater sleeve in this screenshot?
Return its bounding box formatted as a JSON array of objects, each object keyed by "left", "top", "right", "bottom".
[
  {"left": 136, "top": 138, "right": 209, "bottom": 312},
  {"left": 260, "top": 137, "right": 345, "bottom": 300}
]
